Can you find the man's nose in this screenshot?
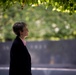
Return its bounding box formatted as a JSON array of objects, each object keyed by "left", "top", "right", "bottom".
[{"left": 27, "top": 28, "right": 29, "bottom": 32}]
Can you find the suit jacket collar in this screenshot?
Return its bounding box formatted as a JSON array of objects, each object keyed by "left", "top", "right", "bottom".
[{"left": 15, "top": 36, "right": 24, "bottom": 46}]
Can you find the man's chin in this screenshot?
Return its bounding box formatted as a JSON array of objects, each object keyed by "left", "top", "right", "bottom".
[{"left": 25, "top": 35, "right": 28, "bottom": 38}]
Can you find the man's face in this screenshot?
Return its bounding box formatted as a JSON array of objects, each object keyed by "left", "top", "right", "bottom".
[{"left": 20, "top": 26, "right": 29, "bottom": 37}]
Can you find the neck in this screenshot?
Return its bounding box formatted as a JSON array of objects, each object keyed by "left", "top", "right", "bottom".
[{"left": 19, "top": 36, "right": 25, "bottom": 40}]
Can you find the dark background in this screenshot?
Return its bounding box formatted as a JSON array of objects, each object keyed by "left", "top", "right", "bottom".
[{"left": 0, "top": 39, "right": 76, "bottom": 68}]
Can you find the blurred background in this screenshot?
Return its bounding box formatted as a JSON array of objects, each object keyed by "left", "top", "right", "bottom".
[{"left": 0, "top": 2, "right": 76, "bottom": 75}]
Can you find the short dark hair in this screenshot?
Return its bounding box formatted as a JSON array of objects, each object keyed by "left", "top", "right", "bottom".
[{"left": 13, "top": 22, "right": 27, "bottom": 36}]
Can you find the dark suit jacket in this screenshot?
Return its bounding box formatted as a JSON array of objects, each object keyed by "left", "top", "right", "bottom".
[{"left": 9, "top": 36, "right": 32, "bottom": 75}]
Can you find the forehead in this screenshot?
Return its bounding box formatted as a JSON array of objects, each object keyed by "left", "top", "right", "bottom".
[{"left": 23, "top": 26, "right": 28, "bottom": 30}]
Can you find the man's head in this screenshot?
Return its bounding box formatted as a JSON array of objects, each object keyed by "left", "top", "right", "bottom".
[{"left": 13, "top": 22, "right": 27, "bottom": 36}]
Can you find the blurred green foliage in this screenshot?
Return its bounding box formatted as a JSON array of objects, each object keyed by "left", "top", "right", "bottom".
[
  {"left": 0, "top": 3, "right": 76, "bottom": 42},
  {"left": 0, "top": 0, "right": 76, "bottom": 14}
]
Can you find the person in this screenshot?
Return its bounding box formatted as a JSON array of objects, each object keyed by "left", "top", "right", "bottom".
[{"left": 9, "top": 22, "right": 32, "bottom": 75}]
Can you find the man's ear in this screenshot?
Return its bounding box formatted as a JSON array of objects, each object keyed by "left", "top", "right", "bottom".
[{"left": 20, "top": 31, "right": 23, "bottom": 35}]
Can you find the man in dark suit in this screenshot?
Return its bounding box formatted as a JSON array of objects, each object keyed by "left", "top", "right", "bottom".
[{"left": 9, "top": 22, "right": 32, "bottom": 75}]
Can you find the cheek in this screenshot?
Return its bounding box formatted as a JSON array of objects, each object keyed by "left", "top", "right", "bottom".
[{"left": 25, "top": 31, "right": 28, "bottom": 35}]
